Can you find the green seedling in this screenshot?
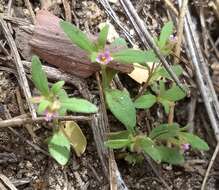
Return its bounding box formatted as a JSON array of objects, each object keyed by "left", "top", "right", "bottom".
[{"left": 31, "top": 56, "right": 97, "bottom": 165}]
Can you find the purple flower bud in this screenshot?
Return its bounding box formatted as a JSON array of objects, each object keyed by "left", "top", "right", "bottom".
[
  {"left": 44, "top": 110, "right": 58, "bottom": 122},
  {"left": 96, "top": 50, "right": 113, "bottom": 65},
  {"left": 181, "top": 143, "right": 190, "bottom": 151}
]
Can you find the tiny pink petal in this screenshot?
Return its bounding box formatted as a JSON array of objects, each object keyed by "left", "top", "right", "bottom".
[
  {"left": 181, "top": 143, "right": 190, "bottom": 151},
  {"left": 96, "top": 50, "right": 113, "bottom": 65},
  {"left": 44, "top": 110, "right": 58, "bottom": 122},
  {"left": 169, "top": 35, "right": 177, "bottom": 42}
]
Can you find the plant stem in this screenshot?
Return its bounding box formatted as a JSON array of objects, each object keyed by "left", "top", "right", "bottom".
[
  {"left": 168, "top": 103, "right": 175, "bottom": 125},
  {"left": 135, "top": 62, "right": 157, "bottom": 100},
  {"left": 101, "top": 65, "right": 109, "bottom": 91}
]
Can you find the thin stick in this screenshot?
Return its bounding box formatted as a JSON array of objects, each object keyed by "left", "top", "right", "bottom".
[
  {"left": 98, "top": 0, "right": 135, "bottom": 46},
  {"left": 0, "top": 174, "right": 18, "bottom": 190},
  {"left": 0, "top": 18, "right": 37, "bottom": 119},
  {"left": 62, "top": 0, "right": 72, "bottom": 22},
  {"left": 174, "top": 0, "right": 188, "bottom": 64},
  {"left": 181, "top": 0, "right": 219, "bottom": 141},
  {"left": 0, "top": 116, "right": 92, "bottom": 128},
  {"left": 3, "top": 106, "right": 50, "bottom": 157},
  {"left": 144, "top": 155, "right": 171, "bottom": 190},
  {"left": 201, "top": 143, "right": 219, "bottom": 190},
  {"left": 163, "top": 0, "right": 179, "bottom": 16},
  {"left": 23, "top": 0, "right": 36, "bottom": 24},
  {"left": 135, "top": 62, "right": 157, "bottom": 100}
]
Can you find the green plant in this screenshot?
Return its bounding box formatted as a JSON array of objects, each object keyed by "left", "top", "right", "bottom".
[
  {"left": 31, "top": 56, "right": 97, "bottom": 165},
  {"left": 59, "top": 20, "right": 209, "bottom": 165}
]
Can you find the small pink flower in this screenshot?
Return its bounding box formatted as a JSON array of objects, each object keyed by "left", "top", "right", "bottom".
[
  {"left": 181, "top": 143, "right": 190, "bottom": 151},
  {"left": 96, "top": 50, "right": 113, "bottom": 65},
  {"left": 169, "top": 35, "right": 177, "bottom": 43},
  {"left": 44, "top": 110, "right": 58, "bottom": 121}
]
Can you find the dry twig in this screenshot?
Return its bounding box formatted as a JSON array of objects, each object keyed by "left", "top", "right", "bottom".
[
  {"left": 23, "top": 0, "right": 36, "bottom": 24},
  {"left": 0, "top": 18, "right": 37, "bottom": 119},
  {"left": 0, "top": 115, "right": 92, "bottom": 128},
  {"left": 0, "top": 174, "right": 18, "bottom": 190},
  {"left": 62, "top": 0, "right": 72, "bottom": 22},
  {"left": 201, "top": 143, "right": 219, "bottom": 190}
]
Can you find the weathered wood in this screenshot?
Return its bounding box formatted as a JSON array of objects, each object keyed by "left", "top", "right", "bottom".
[{"left": 29, "top": 10, "right": 133, "bottom": 78}]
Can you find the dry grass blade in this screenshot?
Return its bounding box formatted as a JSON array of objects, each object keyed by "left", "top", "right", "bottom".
[
  {"left": 0, "top": 174, "right": 18, "bottom": 190},
  {"left": 24, "top": 0, "right": 36, "bottom": 24},
  {"left": 174, "top": 0, "right": 188, "bottom": 63},
  {"left": 182, "top": 0, "right": 219, "bottom": 141},
  {"left": 0, "top": 18, "right": 37, "bottom": 119},
  {"left": 62, "top": 0, "right": 72, "bottom": 22},
  {"left": 98, "top": 0, "right": 135, "bottom": 46},
  {"left": 201, "top": 143, "right": 219, "bottom": 190}
]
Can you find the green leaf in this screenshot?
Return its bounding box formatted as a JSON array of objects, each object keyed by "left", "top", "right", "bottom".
[
  {"left": 57, "top": 89, "right": 69, "bottom": 101},
  {"left": 158, "top": 98, "right": 171, "bottom": 114},
  {"left": 180, "top": 132, "right": 209, "bottom": 151},
  {"left": 149, "top": 123, "right": 180, "bottom": 140},
  {"left": 31, "top": 56, "right": 50, "bottom": 96},
  {"left": 112, "top": 49, "right": 158, "bottom": 65},
  {"left": 61, "top": 98, "right": 98, "bottom": 113},
  {"left": 63, "top": 121, "right": 87, "bottom": 156},
  {"left": 161, "top": 85, "right": 186, "bottom": 102},
  {"left": 58, "top": 107, "right": 67, "bottom": 116},
  {"left": 157, "top": 65, "right": 183, "bottom": 80},
  {"left": 51, "top": 81, "right": 65, "bottom": 95},
  {"left": 90, "top": 52, "right": 98, "bottom": 62},
  {"left": 134, "top": 94, "right": 156, "bottom": 109},
  {"left": 60, "top": 20, "right": 96, "bottom": 53},
  {"left": 107, "top": 130, "right": 131, "bottom": 140},
  {"left": 157, "top": 146, "right": 184, "bottom": 165},
  {"left": 97, "top": 25, "right": 109, "bottom": 49},
  {"left": 110, "top": 37, "right": 128, "bottom": 48},
  {"left": 48, "top": 130, "right": 71, "bottom": 165},
  {"left": 105, "top": 89, "right": 136, "bottom": 132},
  {"left": 140, "top": 138, "right": 162, "bottom": 163},
  {"left": 37, "top": 99, "right": 51, "bottom": 114},
  {"left": 158, "top": 21, "right": 174, "bottom": 48},
  {"left": 105, "top": 139, "right": 131, "bottom": 149}
]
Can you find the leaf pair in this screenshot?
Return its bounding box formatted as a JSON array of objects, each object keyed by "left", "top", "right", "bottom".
[
  {"left": 105, "top": 131, "right": 184, "bottom": 165},
  {"left": 60, "top": 20, "right": 109, "bottom": 52},
  {"left": 149, "top": 123, "right": 209, "bottom": 151},
  {"left": 134, "top": 82, "right": 186, "bottom": 114},
  {"left": 60, "top": 20, "right": 158, "bottom": 66},
  {"left": 48, "top": 121, "right": 87, "bottom": 165}
]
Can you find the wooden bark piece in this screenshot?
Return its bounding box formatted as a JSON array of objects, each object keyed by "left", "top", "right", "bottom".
[{"left": 30, "top": 10, "right": 133, "bottom": 78}]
